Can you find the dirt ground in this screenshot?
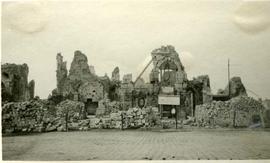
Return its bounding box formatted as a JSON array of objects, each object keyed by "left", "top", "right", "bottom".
[{"left": 2, "top": 129, "right": 270, "bottom": 160}]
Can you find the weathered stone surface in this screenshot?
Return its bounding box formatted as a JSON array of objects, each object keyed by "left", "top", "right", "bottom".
[
  {"left": 225, "top": 76, "right": 247, "bottom": 98},
  {"left": 56, "top": 100, "right": 86, "bottom": 122},
  {"left": 54, "top": 51, "right": 104, "bottom": 103},
  {"left": 196, "top": 75, "right": 212, "bottom": 103},
  {"left": 86, "top": 106, "right": 160, "bottom": 129},
  {"left": 78, "top": 81, "right": 103, "bottom": 102},
  {"left": 1, "top": 63, "right": 35, "bottom": 102},
  {"left": 69, "top": 50, "right": 95, "bottom": 83},
  {"left": 195, "top": 96, "right": 265, "bottom": 128},
  {"left": 1, "top": 99, "right": 56, "bottom": 133},
  {"left": 99, "top": 74, "right": 111, "bottom": 94},
  {"left": 28, "top": 80, "right": 35, "bottom": 99},
  {"left": 123, "top": 74, "right": 132, "bottom": 84},
  {"left": 56, "top": 53, "right": 68, "bottom": 94},
  {"left": 89, "top": 65, "right": 96, "bottom": 75},
  {"left": 112, "top": 66, "right": 120, "bottom": 81},
  {"left": 151, "top": 45, "right": 187, "bottom": 91}
]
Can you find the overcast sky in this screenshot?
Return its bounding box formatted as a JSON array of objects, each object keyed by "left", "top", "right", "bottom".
[{"left": 2, "top": 0, "right": 270, "bottom": 99}]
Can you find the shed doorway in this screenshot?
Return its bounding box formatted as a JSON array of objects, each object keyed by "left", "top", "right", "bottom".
[{"left": 85, "top": 98, "right": 98, "bottom": 115}]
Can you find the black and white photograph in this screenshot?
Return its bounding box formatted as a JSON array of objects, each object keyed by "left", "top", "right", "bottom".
[{"left": 1, "top": 0, "right": 270, "bottom": 161}]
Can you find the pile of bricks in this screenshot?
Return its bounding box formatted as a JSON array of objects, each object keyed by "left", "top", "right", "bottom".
[
  {"left": 123, "top": 107, "right": 161, "bottom": 129},
  {"left": 54, "top": 100, "right": 86, "bottom": 131},
  {"left": 195, "top": 100, "right": 232, "bottom": 127},
  {"left": 2, "top": 99, "right": 55, "bottom": 133},
  {"left": 67, "top": 107, "right": 161, "bottom": 130},
  {"left": 195, "top": 96, "right": 266, "bottom": 128},
  {"left": 231, "top": 96, "right": 265, "bottom": 127}
]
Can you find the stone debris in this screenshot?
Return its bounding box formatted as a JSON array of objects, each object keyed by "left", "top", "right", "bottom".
[
  {"left": 123, "top": 107, "right": 161, "bottom": 129},
  {"left": 2, "top": 46, "right": 269, "bottom": 134},
  {"left": 55, "top": 100, "right": 86, "bottom": 131},
  {"left": 195, "top": 96, "right": 265, "bottom": 128},
  {"left": 65, "top": 106, "right": 161, "bottom": 130},
  {"left": 2, "top": 100, "right": 162, "bottom": 133},
  {"left": 87, "top": 107, "right": 160, "bottom": 129},
  {"left": 2, "top": 99, "right": 55, "bottom": 133}
]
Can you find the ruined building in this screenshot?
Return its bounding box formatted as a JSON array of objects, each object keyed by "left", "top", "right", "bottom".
[
  {"left": 116, "top": 45, "right": 211, "bottom": 118},
  {"left": 52, "top": 45, "right": 244, "bottom": 120},
  {"left": 54, "top": 51, "right": 105, "bottom": 115},
  {"left": 1, "top": 63, "right": 35, "bottom": 102}
]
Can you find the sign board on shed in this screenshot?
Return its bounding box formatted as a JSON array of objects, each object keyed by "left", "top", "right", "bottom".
[{"left": 158, "top": 95, "right": 180, "bottom": 105}]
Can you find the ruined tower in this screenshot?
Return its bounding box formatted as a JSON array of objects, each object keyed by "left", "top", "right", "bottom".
[
  {"left": 111, "top": 67, "right": 120, "bottom": 81},
  {"left": 1, "top": 63, "right": 35, "bottom": 102},
  {"left": 56, "top": 53, "right": 68, "bottom": 94}
]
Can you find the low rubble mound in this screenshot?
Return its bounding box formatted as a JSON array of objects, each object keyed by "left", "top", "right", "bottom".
[
  {"left": 55, "top": 100, "right": 86, "bottom": 131},
  {"left": 195, "top": 96, "right": 266, "bottom": 128},
  {"left": 123, "top": 107, "right": 160, "bottom": 129},
  {"left": 2, "top": 99, "right": 55, "bottom": 133},
  {"left": 231, "top": 96, "right": 265, "bottom": 127},
  {"left": 195, "top": 100, "right": 232, "bottom": 128},
  {"left": 74, "top": 107, "right": 161, "bottom": 130}
]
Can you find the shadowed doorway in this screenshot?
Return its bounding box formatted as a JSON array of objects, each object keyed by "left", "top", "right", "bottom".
[{"left": 85, "top": 98, "right": 98, "bottom": 115}]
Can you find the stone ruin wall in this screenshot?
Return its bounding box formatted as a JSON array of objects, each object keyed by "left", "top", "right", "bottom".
[
  {"left": 150, "top": 45, "right": 188, "bottom": 91},
  {"left": 55, "top": 51, "right": 104, "bottom": 102},
  {"left": 2, "top": 46, "right": 270, "bottom": 134},
  {"left": 1, "top": 63, "right": 35, "bottom": 102}
]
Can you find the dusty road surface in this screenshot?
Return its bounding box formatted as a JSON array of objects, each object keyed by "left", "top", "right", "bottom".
[{"left": 2, "top": 129, "right": 270, "bottom": 160}]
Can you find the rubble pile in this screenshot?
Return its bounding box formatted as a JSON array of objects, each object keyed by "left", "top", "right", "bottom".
[
  {"left": 2, "top": 100, "right": 55, "bottom": 133},
  {"left": 55, "top": 100, "right": 86, "bottom": 131},
  {"left": 195, "top": 96, "right": 266, "bottom": 128},
  {"left": 231, "top": 96, "right": 265, "bottom": 127},
  {"left": 65, "top": 107, "right": 161, "bottom": 130},
  {"left": 195, "top": 101, "right": 232, "bottom": 127},
  {"left": 106, "top": 101, "right": 121, "bottom": 113},
  {"left": 161, "top": 118, "right": 178, "bottom": 129},
  {"left": 2, "top": 99, "right": 163, "bottom": 133},
  {"left": 123, "top": 107, "right": 161, "bottom": 129}
]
